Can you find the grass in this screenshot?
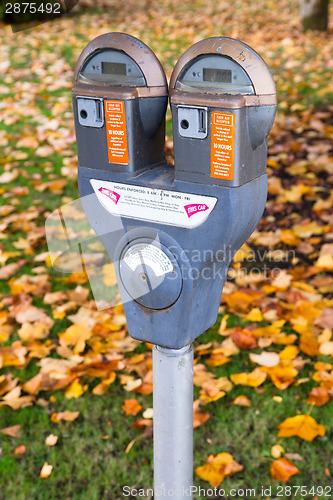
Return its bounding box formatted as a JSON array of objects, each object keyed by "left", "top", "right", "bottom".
[
  {"left": 0, "top": 0, "right": 333, "bottom": 498},
  {"left": 1, "top": 315, "right": 332, "bottom": 499}
]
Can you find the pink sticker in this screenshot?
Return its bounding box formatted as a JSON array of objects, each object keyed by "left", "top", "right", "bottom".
[
  {"left": 184, "top": 204, "right": 209, "bottom": 218},
  {"left": 98, "top": 187, "right": 120, "bottom": 204}
]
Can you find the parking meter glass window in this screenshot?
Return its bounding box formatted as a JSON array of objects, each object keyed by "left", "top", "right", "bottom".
[
  {"left": 176, "top": 55, "right": 255, "bottom": 94},
  {"left": 78, "top": 49, "right": 146, "bottom": 86}
]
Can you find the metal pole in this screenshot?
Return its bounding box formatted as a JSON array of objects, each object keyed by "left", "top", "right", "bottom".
[{"left": 153, "top": 343, "right": 194, "bottom": 498}]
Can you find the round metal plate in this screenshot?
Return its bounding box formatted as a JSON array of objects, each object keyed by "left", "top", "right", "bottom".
[{"left": 119, "top": 238, "right": 182, "bottom": 310}]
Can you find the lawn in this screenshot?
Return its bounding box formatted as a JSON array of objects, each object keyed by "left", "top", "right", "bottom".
[{"left": 0, "top": 1, "right": 333, "bottom": 499}]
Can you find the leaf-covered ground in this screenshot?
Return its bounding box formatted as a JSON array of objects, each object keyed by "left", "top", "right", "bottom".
[{"left": 0, "top": 1, "right": 333, "bottom": 499}]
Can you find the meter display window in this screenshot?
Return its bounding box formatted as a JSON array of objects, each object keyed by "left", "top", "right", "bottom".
[
  {"left": 78, "top": 49, "right": 146, "bottom": 86},
  {"left": 176, "top": 55, "right": 255, "bottom": 94}
]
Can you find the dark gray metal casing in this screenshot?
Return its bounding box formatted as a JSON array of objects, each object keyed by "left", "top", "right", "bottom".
[
  {"left": 72, "top": 32, "right": 168, "bottom": 175},
  {"left": 74, "top": 34, "right": 276, "bottom": 349},
  {"left": 171, "top": 104, "right": 276, "bottom": 186},
  {"left": 72, "top": 96, "right": 167, "bottom": 174},
  {"left": 169, "top": 37, "right": 277, "bottom": 187},
  {"left": 78, "top": 165, "right": 267, "bottom": 349}
]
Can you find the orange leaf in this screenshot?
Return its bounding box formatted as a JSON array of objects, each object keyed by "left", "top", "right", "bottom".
[
  {"left": 262, "top": 361, "right": 298, "bottom": 390},
  {"left": 231, "top": 328, "right": 257, "bottom": 350},
  {"left": 206, "top": 352, "right": 231, "bottom": 367},
  {"left": 271, "top": 458, "right": 299, "bottom": 482},
  {"left": 277, "top": 415, "right": 326, "bottom": 441},
  {"left": 307, "top": 387, "right": 330, "bottom": 407},
  {"left": 193, "top": 408, "right": 211, "bottom": 428},
  {"left": 299, "top": 332, "right": 319, "bottom": 357},
  {"left": 122, "top": 399, "right": 142, "bottom": 416},
  {"left": 14, "top": 444, "right": 26, "bottom": 456},
  {"left": 0, "top": 424, "right": 21, "bottom": 437}
]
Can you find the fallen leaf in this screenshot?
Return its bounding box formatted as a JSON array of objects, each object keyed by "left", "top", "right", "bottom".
[
  {"left": 249, "top": 351, "right": 280, "bottom": 367},
  {"left": 58, "top": 323, "right": 92, "bottom": 354},
  {"left": 45, "top": 434, "right": 58, "bottom": 446},
  {"left": 230, "top": 368, "right": 267, "bottom": 387},
  {"left": 299, "top": 332, "right": 319, "bottom": 356},
  {"left": 0, "top": 425, "right": 21, "bottom": 437},
  {"left": 14, "top": 445, "right": 26, "bottom": 456},
  {"left": 262, "top": 361, "right": 298, "bottom": 390},
  {"left": 271, "top": 444, "right": 285, "bottom": 459},
  {"left": 122, "top": 399, "right": 142, "bottom": 416},
  {"left": 40, "top": 462, "right": 53, "bottom": 478},
  {"left": 271, "top": 458, "right": 299, "bottom": 482},
  {"left": 50, "top": 411, "right": 80, "bottom": 423},
  {"left": 0, "top": 260, "right": 26, "bottom": 279},
  {"left": 196, "top": 453, "right": 243, "bottom": 487},
  {"left": 307, "top": 387, "right": 330, "bottom": 407},
  {"left": 64, "top": 379, "right": 86, "bottom": 399},
  {"left": 232, "top": 395, "right": 251, "bottom": 407},
  {"left": 319, "top": 341, "right": 333, "bottom": 356},
  {"left": 277, "top": 415, "right": 326, "bottom": 441}
]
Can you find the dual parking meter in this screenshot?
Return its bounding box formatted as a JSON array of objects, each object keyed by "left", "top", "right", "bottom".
[{"left": 73, "top": 33, "right": 277, "bottom": 349}]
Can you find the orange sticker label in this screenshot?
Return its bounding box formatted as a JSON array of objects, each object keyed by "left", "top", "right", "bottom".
[
  {"left": 211, "top": 112, "right": 235, "bottom": 180},
  {"left": 104, "top": 100, "right": 129, "bottom": 164}
]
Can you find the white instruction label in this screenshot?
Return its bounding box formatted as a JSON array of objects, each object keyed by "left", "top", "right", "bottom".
[
  {"left": 123, "top": 243, "right": 173, "bottom": 277},
  {"left": 90, "top": 179, "right": 217, "bottom": 229}
]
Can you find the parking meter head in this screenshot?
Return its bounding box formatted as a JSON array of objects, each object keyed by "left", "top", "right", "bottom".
[
  {"left": 72, "top": 32, "right": 168, "bottom": 174},
  {"left": 74, "top": 35, "right": 276, "bottom": 349},
  {"left": 169, "top": 37, "right": 277, "bottom": 186}
]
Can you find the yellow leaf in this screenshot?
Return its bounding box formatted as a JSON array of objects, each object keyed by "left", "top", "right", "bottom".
[
  {"left": 263, "top": 361, "right": 298, "bottom": 390},
  {"left": 277, "top": 415, "right": 326, "bottom": 441},
  {"left": 196, "top": 453, "right": 243, "bottom": 487},
  {"left": 230, "top": 368, "right": 266, "bottom": 387},
  {"left": 280, "top": 229, "right": 301, "bottom": 246},
  {"left": 233, "top": 243, "right": 253, "bottom": 262},
  {"left": 279, "top": 345, "right": 299, "bottom": 361},
  {"left": 299, "top": 332, "right": 319, "bottom": 357},
  {"left": 316, "top": 254, "right": 333, "bottom": 270},
  {"left": 103, "top": 263, "right": 118, "bottom": 286},
  {"left": 252, "top": 321, "right": 285, "bottom": 338},
  {"left": 244, "top": 308, "right": 263, "bottom": 322},
  {"left": 293, "top": 221, "right": 324, "bottom": 238},
  {"left": 64, "top": 380, "right": 86, "bottom": 399},
  {"left": 58, "top": 323, "right": 92, "bottom": 354}
]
